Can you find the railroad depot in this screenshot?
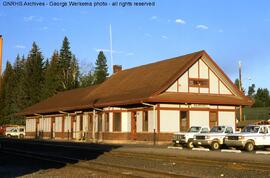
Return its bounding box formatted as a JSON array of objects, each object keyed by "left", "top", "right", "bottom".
[{"left": 19, "top": 50, "right": 253, "bottom": 143}]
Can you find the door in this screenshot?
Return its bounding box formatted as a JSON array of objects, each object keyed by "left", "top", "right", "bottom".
[
  {"left": 209, "top": 111, "right": 218, "bottom": 129},
  {"left": 180, "top": 111, "right": 188, "bottom": 131},
  {"left": 131, "top": 112, "right": 137, "bottom": 140}
]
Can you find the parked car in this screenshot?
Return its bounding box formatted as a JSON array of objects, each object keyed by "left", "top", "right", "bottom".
[
  {"left": 0, "top": 126, "right": 6, "bottom": 136},
  {"left": 172, "top": 126, "right": 209, "bottom": 148},
  {"left": 5, "top": 126, "right": 25, "bottom": 138},
  {"left": 224, "top": 125, "right": 270, "bottom": 152},
  {"left": 193, "top": 126, "right": 234, "bottom": 150}
]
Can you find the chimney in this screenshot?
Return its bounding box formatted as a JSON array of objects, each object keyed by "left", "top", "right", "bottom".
[
  {"left": 0, "top": 35, "right": 2, "bottom": 79},
  {"left": 113, "top": 65, "right": 122, "bottom": 74}
]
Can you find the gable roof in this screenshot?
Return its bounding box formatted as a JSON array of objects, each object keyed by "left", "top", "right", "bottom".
[{"left": 19, "top": 50, "right": 253, "bottom": 116}]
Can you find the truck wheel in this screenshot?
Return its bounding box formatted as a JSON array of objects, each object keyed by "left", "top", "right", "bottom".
[
  {"left": 211, "top": 141, "right": 220, "bottom": 150},
  {"left": 7, "top": 134, "right": 11, "bottom": 138},
  {"left": 187, "top": 140, "right": 194, "bottom": 149},
  {"left": 19, "top": 134, "right": 24, "bottom": 139},
  {"left": 245, "top": 142, "right": 255, "bottom": 152}
]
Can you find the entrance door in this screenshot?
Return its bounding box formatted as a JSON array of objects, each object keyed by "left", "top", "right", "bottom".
[
  {"left": 180, "top": 111, "right": 188, "bottom": 131},
  {"left": 209, "top": 111, "right": 218, "bottom": 129},
  {"left": 131, "top": 112, "right": 137, "bottom": 140}
]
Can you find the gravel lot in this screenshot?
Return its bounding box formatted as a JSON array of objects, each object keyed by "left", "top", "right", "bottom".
[{"left": 1, "top": 139, "right": 270, "bottom": 178}]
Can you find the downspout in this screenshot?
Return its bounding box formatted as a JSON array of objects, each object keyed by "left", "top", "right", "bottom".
[{"left": 142, "top": 102, "right": 157, "bottom": 146}]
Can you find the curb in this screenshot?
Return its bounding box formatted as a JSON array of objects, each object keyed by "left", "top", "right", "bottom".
[
  {"left": 255, "top": 151, "right": 270, "bottom": 155},
  {"left": 167, "top": 146, "right": 183, "bottom": 150},
  {"left": 192, "top": 148, "right": 210, "bottom": 151},
  {"left": 221, "top": 149, "right": 241, "bottom": 153}
]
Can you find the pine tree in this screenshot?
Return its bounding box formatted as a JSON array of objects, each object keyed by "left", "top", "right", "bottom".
[
  {"left": 42, "top": 51, "right": 60, "bottom": 99},
  {"left": 58, "top": 36, "right": 72, "bottom": 90},
  {"left": 12, "top": 55, "right": 26, "bottom": 111},
  {"left": 0, "top": 62, "right": 15, "bottom": 124},
  {"left": 70, "top": 55, "right": 79, "bottom": 89},
  {"left": 23, "top": 42, "right": 45, "bottom": 106},
  {"left": 94, "top": 51, "right": 108, "bottom": 84}
]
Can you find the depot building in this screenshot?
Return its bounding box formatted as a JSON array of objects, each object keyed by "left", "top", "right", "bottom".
[{"left": 19, "top": 50, "right": 253, "bottom": 143}]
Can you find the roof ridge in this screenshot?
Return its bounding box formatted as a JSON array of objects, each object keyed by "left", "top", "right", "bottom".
[{"left": 114, "top": 50, "right": 205, "bottom": 75}]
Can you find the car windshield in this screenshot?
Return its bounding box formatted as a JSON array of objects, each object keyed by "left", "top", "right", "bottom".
[
  {"left": 201, "top": 128, "right": 209, "bottom": 133},
  {"left": 210, "top": 126, "right": 225, "bottom": 133},
  {"left": 187, "top": 127, "right": 201, "bottom": 133},
  {"left": 242, "top": 126, "right": 260, "bottom": 133}
]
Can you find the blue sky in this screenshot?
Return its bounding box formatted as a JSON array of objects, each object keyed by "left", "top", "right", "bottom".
[{"left": 1, "top": 0, "right": 270, "bottom": 90}]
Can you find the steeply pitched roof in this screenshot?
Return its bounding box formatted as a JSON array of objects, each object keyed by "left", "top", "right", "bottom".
[{"left": 19, "top": 50, "right": 253, "bottom": 116}]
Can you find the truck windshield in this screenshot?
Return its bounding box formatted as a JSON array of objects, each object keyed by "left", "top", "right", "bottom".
[
  {"left": 187, "top": 127, "right": 201, "bottom": 133},
  {"left": 242, "top": 126, "right": 260, "bottom": 133},
  {"left": 210, "top": 126, "right": 225, "bottom": 133}
]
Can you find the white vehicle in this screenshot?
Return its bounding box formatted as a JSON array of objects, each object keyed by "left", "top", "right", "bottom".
[
  {"left": 224, "top": 125, "right": 270, "bottom": 152},
  {"left": 193, "top": 126, "right": 234, "bottom": 150},
  {"left": 5, "top": 127, "right": 25, "bottom": 138},
  {"left": 172, "top": 126, "right": 209, "bottom": 148}
]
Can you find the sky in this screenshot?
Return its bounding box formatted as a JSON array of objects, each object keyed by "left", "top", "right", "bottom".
[{"left": 1, "top": 0, "right": 270, "bottom": 90}]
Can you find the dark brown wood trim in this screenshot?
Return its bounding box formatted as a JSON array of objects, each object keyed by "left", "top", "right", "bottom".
[
  {"left": 159, "top": 107, "right": 236, "bottom": 112},
  {"left": 157, "top": 104, "right": 160, "bottom": 133},
  {"left": 61, "top": 116, "right": 65, "bottom": 139}
]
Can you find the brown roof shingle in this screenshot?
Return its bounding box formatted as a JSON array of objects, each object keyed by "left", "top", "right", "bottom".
[
  {"left": 19, "top": 85, "right": 99, "bottom": 115},
  {"left": 19, "top": 50, "right": 253, "bottom": 116}
]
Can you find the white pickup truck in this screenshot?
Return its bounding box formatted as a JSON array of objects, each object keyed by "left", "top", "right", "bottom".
[
  {"left": 172, "top": 126, "right": 209, "bottom": 148},
  {"left": 193, "top": 126, "right": 234, "bottom": 150},
  {"left": 224, "top": 125, "right": 270, "bottom": 152}
]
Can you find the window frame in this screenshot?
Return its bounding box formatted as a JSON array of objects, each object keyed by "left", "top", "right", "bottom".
[
  {"left": 113, "top": 112, "right": 122, "bottom": 132},
  {"left": 142, "top": 111, "right": 149, "bottom": 132},
  {"left": 188, "top": 78, "right": 209, "bottom": 88}
]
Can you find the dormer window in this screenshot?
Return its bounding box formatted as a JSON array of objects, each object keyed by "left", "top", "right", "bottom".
[{"left": 189, "top": 78, "right": 209, "bottom": 88}]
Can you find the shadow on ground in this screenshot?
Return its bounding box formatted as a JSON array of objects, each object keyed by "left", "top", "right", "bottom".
[{"left": 0, "top": 138, "right": 122, "bottom": 178}]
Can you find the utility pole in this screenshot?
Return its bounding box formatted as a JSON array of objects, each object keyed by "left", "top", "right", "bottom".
[
  {"left": 109, "top": 24, "right": 113, "bottom": 74},
  {"left": 239, "top": 61, "right": 243, "bottom": 122}
]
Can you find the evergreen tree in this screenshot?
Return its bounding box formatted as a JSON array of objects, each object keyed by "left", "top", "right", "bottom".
[
  {"left": 94, "top": 51, "right": 108, "bottom": 84},
  {"left": 12, "top": 55, "right": 26, "bottom": 111},
  {"left": 254, "top": 88, "right": 270, "bottom": 107},
  {"left": 70, "top": 55, "right": 79, "bottom": 89},
  {"left": 0, "top": 62, "right": 15, "bottom": 124},
  {"left": 42, "top": 51, "right": 60, "bottom": 99},
  {"left": 23, "top": 42, "right": 45, "bottom": 106},
  {"left": 58, "top": 37, "right": 79, "bottom": 90},
  {"left": 248, "top": 84, "right": 256, "bottom": 98},
  {"left": 234, "top": 78, "right": 245, "bottom": 94}
]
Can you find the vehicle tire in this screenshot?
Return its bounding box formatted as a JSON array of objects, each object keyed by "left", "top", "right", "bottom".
[
  {"left": 187, "top": 140, "right": 194, "bottom": 149},
  {"left": 19, "top": 134, "right": 24, "bottom": 139},
  {"left": 7, "top": 134, "right": 11, "bottom": 138},
  {"left": 211, "top": 141, "right": 220, "bottom": 150},
  {"left": 245, "top": 142, "right": 255, "bottom": 152}
]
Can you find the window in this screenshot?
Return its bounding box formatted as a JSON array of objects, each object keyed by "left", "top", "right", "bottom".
[
  {"left": 143, "top": 111, "right": 148, "bottom": 132},
  {"left": 105, "top": 113, "right": 109, "bottom": 132},
  {"left": 209, "top": 112, "right": 218, "bottom": 128},
  {"left": 98, "top": 114, "right": 102, "bottom": 132},
  {"left": 225, "top": 127, "right": 233, "bottom": 134},
  {"left": 113, "top": 113, "right": 121, "bottom": 132},
  {"left": 189, "top": 78, "right": 209, "bottom": 88},
  {"left": 180, "top": 111, "right": 188, "bottom": 131}
]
